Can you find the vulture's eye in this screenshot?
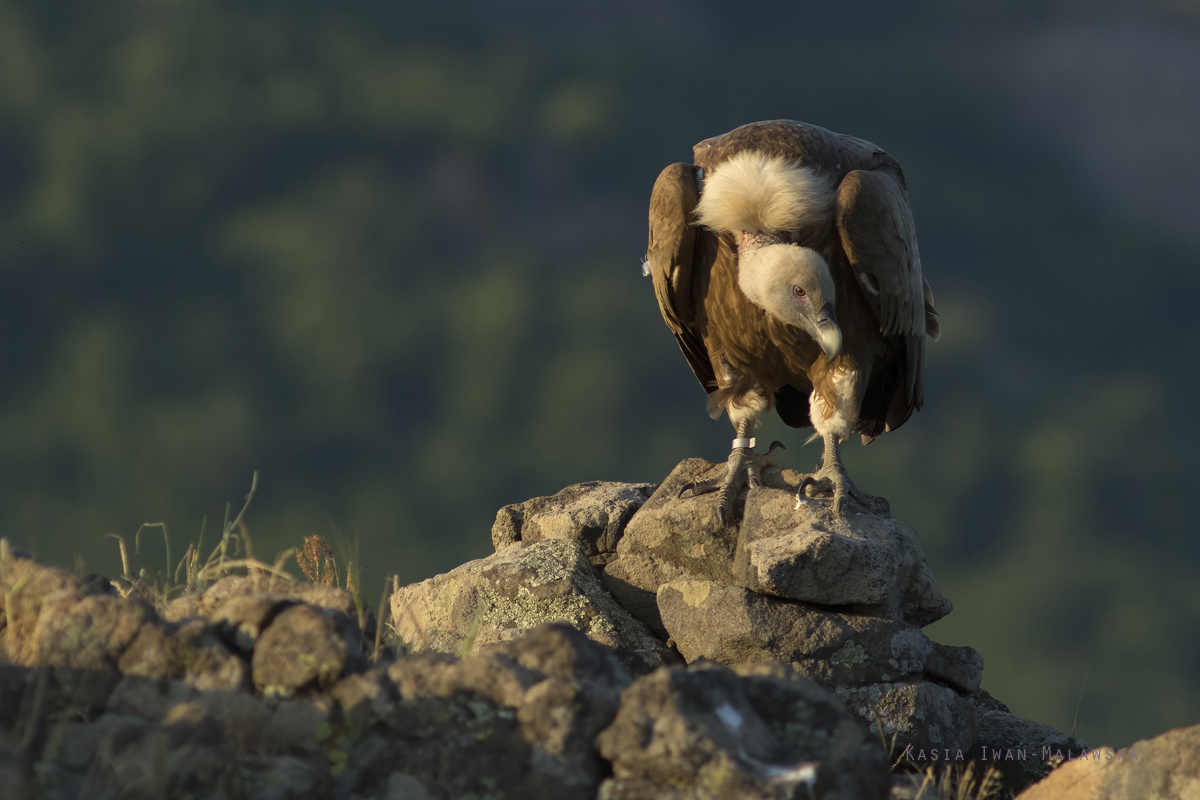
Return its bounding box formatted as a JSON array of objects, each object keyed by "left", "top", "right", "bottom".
[{"left": 792, "top": 286, "right": 806, "bottom": 298}]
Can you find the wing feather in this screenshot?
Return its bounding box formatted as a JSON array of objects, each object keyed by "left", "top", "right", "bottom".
[
  {"left": 648, "top": 163, "right": 716, "bottom": 393},
  {"left": 836, "top": 166, "right": 928, "bottom": 402}
]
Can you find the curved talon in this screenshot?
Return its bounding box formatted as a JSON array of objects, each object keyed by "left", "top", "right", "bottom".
[
  {"left": 767, "top": 441, "right": 785, "bottom": 453},
  {"left": 793, "top": 434, "right": 889, "bottom": 518},
  {"left": 679, "top": 478, "right": 721, "bottom": 499},
  {"left": 796, "top": 471, "right": 887, "bottom": 516}
]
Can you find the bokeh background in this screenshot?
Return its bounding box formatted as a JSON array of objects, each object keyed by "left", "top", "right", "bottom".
[{"left": 1, "top": 0, "right": 1197, "bottom": 750}]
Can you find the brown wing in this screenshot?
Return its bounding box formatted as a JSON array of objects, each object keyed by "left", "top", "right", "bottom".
[
  {"left": 835, "top": 165, "right": 930, "bottom": 406},
  {"left": 648, "top": 163, "right": 716, "bottom": 393}
]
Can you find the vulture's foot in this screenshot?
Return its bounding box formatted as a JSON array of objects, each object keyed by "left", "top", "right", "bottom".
[
  {"left": 796, "top": 468, "right": 889, "bottom": 516},
  {"left": 679, "top": 439, "right": 784, "bottom": 526},
  {"left": 796, "top": 434, "right": 889, "bottom": 516}
]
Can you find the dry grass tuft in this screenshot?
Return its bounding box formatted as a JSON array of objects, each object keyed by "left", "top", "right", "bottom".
[
  {"left": 893, "top": 760, "right": 1007, "bottom": 800},
  {"left": 105, "top": 472, "right": 298, "bottom": 611},
  {"left": 95, "top": 472, "right": 404, "bottom": 664},
  {"left": 296, "top": 535, "right": 337, "bottom": 587}
]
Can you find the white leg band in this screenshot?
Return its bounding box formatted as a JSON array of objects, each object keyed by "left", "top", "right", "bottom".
[{"left": 732, "top": 437, "right": 756, "bottom": 450}]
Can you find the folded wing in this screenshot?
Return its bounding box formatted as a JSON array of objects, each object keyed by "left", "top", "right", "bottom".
[
  {"left": 647, "top": 163, "right": 717, "bottom": 393},
  {"left": 835, "top": 166, "right": 933, "bottom": 408}
]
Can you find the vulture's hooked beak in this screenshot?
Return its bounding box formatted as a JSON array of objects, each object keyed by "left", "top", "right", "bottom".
[{"left": 815, "top": 303, "right": 842, "bottom": 361}]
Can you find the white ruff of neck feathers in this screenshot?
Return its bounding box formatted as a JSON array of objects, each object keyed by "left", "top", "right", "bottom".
[{"left": 694, "top": 151, "right": 834, "bottom": 235}]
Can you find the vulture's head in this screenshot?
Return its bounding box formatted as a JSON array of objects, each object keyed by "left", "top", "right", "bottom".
[{"left": 739, "top": 243, "right": 841, "bottom": 361}]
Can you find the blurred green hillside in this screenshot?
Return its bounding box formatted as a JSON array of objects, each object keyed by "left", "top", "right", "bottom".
[{"left": 1, "top": 0, "right": 1198, "bottom": 749}]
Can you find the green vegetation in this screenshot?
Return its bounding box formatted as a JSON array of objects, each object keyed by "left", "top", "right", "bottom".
[{"left": 0, "top": 0, "right": 1194, "bottom": 749}]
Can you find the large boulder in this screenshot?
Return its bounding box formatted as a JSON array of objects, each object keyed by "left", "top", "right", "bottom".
[
  {"left": 391, "top": 539, "right": 677, "bottom": 674},
  {"left": 596, "top": 661, "right": 892, "bottom": 800},
  {"left": 737, "top": 483, "right": 952, "bottom": 626}
]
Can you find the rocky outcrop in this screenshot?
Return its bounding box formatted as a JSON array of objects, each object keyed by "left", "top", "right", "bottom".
[
  {"left": 0, "top": 458, "right": 1122, "bottom": 799},
  {"left": 381, "top": 459, "right": 1100, "bottom": 794},
  {"left": 0, "top": 619, "right": 640, "bottom": 799}
]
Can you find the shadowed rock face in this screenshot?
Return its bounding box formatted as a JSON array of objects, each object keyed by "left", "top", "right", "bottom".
[
  {"left": 656, "top": 580, "right": 982, "bottom": 753},
  {"left": 597, "top": 662, "right": 892, "bottom": 800},
  {"left": 656, "top": 580, "right": 982, "bottom": 694},
  {"left": 0, "top": 619, "right": 648, "bottom": 799},
  {"left": 0, "top": 461, "right": 1117, "bottom": 799}
]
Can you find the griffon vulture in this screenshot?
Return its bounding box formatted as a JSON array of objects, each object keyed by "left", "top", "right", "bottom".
[{"left": 647, "top": 120, "right": 939, "bottom": 520}]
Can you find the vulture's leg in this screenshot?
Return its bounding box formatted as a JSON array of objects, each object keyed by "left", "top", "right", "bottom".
[
  {"left": 797, "top": 434, "right": 889, "bottom": 516},
  {"left": 678, "top": 420, "right": 779, "bottom": 525}
]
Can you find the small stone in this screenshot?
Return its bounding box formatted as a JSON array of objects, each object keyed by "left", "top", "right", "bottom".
[
  {"left": 331, "top": 669, "right": 399, "bottom": 730},
  {"left": 256, "top": 755, "right": 321, "bottom": 800},
  {"left": 209, "top": 595, "right": 298, "bottom": 654},
  {"left": 252, "top": 604, "right": 361, "bottom": 694},
  {"left": 491, "top": 481, "right": 655, "bottom": 567},
  {"left": 384, "top": 771, "right": 438, "bottom": 800}
]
